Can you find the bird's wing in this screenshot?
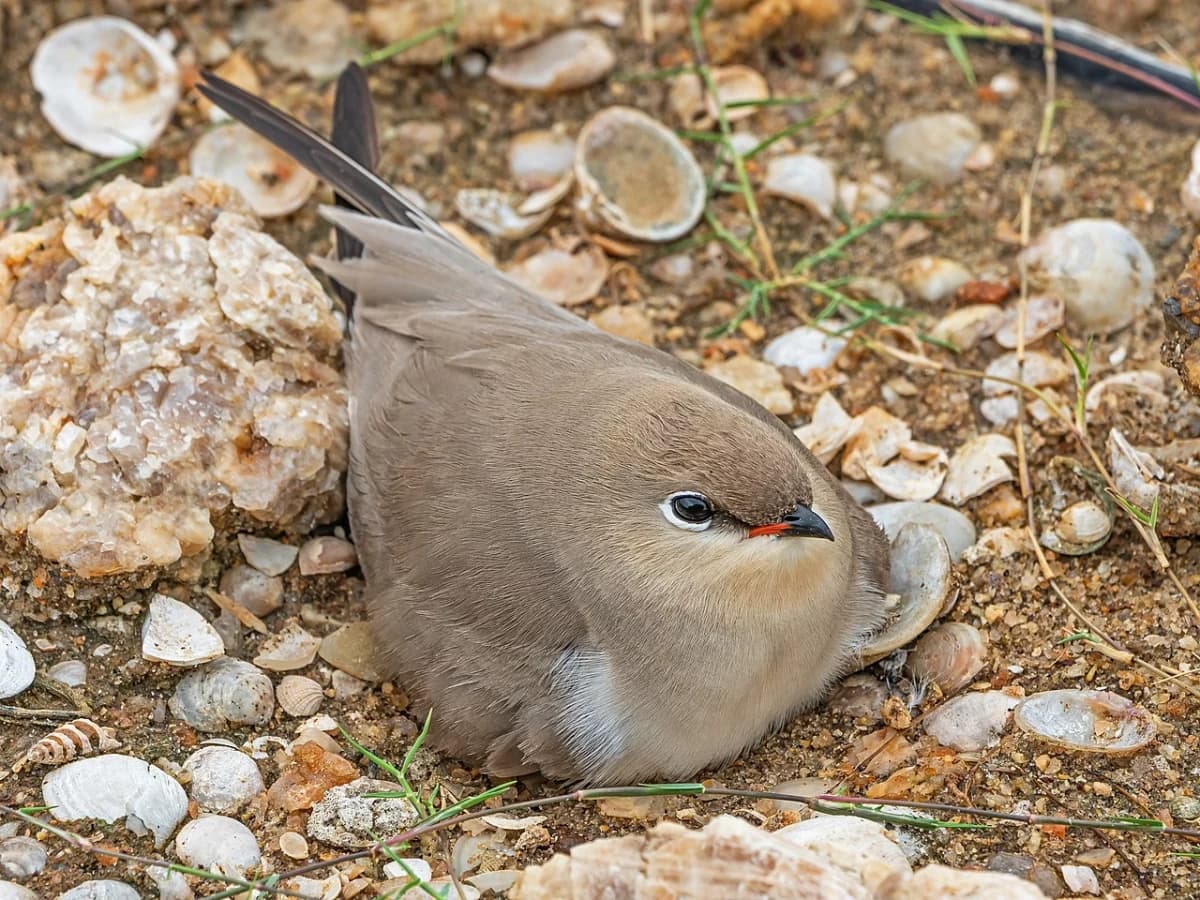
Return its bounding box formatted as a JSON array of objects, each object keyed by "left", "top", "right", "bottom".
[{"left": 329, "top": 63, "right": 380, "bottom": 306}]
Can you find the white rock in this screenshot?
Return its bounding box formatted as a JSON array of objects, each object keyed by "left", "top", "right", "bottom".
[
  {"left": 899, "top": 256, "right": 971, "bottom": 303},
  {"left": 307, "top": 778, "right": 420, "bottom": 849},
  {"left": 884, "top": 113, "right": 982, "bottom": 184},
  {"left": 141, "top": 595, "right": 225, "bottom": 667},
  {"left": 924, "top": 691, "right": 1019, "bottom": 751},
  {"left": 237, "top": 534, "right": 299, "bottom": 576},
  {"left": 763, "top": 327, "right": 846, "bottom": 373},
  {"left": 175, "top": 815, "right": 262, "bottom": 878},
  {"left": 56, "top": 881, "right": 141, "bottom": 900},
  {"left": 0, "top": 619, "right": 35, "bottom": 700},
  {"left": 183, "top": 745, "right": 265, "bottom": 813},
  {"left": 0, "top": 883, "right": 38, "bottom": 900},
  {"left": 219, "top": 565, "right": 283, "bottom": 617},
  {"left": 42, "top": 754, "right": 188, "bottom": 847},
  {"left": 763, "top": 154, "right": 837, "bottom": 220},
  {"left": 1061, "top": 864, "right": 1101, "bottom": 894}
]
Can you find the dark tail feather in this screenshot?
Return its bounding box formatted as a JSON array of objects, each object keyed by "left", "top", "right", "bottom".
[{"left": 329, "top": 63, "right": 381, "bottom": 307}]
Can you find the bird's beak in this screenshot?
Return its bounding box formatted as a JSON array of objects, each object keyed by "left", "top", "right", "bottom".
[{"left": 748, "top": 504, "right": 835, "bottom": 541}]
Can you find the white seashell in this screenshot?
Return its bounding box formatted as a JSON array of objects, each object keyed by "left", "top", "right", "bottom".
[
  {"left": 42, "top": 754, "right": 187, "bottom": 847},
  {"left": 175, "top": 815, "right": 262, "bottom": 878},
  {"left": 765, "top": 329, "right": 848, "bottom": 375},
  {"left": 892, "top": 865, "right": 1047, "bottom": 899},
  {"left": 668, "top": 73, "right": 710, "bottom": 129},
  {"left": 905, "top": 622, "right": 987, "bottom": 696},
  {"left": 707, "top": 65, "right": 769, "bottom": 121},
  {"left": 1018, "top": 218, "right": 1155, "bottom": 333},
  {"left": 0, "top": 837, "right": 47, "bottom": 880},
  {"left": 277, "top": 675, "right": 324, "bottom": 717},
  {"left": 15, "top": 718, "right": 120, "bottom": 770},
  {"left": 763, "top": 154, "right": 837, "bottom": 220},
  {"left": 980, "top": 350, "right": 1071, "bottom": 425},
  {"left": 0, "top": 619, "right": 35, "bottom": 700},
  {"left": 488, "top": 29, "right": 615, "bottom": 93},
  {"left": 468, "top": 871, "right": 521, "bottom": 894},
  {"left": 253, "top": 623, "right": 321, "bottom": 671},
  {"left": 864, "top": 440, "right": 948, "bottom": 502},
  {"left": 456, "top": 188, "right": 555, "bottom": 240},
  {"left": 993, "top": 294, "right": 1065, "bottom": 349},
  {"left": 506, "top": 246, "right": 610, "bottom": 308},
  {"left": 279, "top": 831, "right": 309, "bottom": 860},
  {"left": 190, "top": 123, "right": 317, "bottom": 218},
  {"left": 169, "top": 657, "right": 275, "bottom": 732},
  {"left": 509, "top": 130, "right": 576, "bottom": 191},
  {"left": 237, "top": 534, "right": 298, "bottom": 576},
  {"left": 183, "top": 745, "right": 264, "bottom": 814},
  {"left": 298, "top": 536, "right": 358, "bottom": 576},
  {"left": 940, "top": 434, "right": 1017, "bottom": 506},
  {"left": 841, "top": 407, "right": 911, "bottom": 481},
  {"left": 30, "top": 17, "right": 180, "bottom": 158},
  {"left": 775, "top": 816, "right": 911, "bottom": 892},
  {"left": 575, "top": 107, "right": 706, "bottom": 242},
  {"left": 1182, "top": 166, "right": 1200, "bottom": 220},
  {"left": 56, "top": 881, "right": 141, "bottom": 900},
  {"left": 46, "top": 660, "right": 87, "bottom": 687},
  {"left": 243, "top": 0, "right": 356, "bottom": 79},
  {"left": 794, "top": 394, "right": 859, "bottom": 464},
  {"left": 1084, "top": 370, "right": 1166, "bottom": 415},
  {"left": 962, "top": 526, "right": 1030, "bottom": 565},
  {"left": 989, "top": 72, "right": 1020, "bottom": 98},
  {"left": 146, "top": 865, "right": 192, "bottom": 900},
  {"left": 1061, "top": 864, "right": 1101, "bottom": 895},
  {"left": 1042, "top": 499, "right": 1113, "bottom": 556},
  {"left": 1014, "top": 689, "right": 1155, "bottom": 752},
  {"left": 929, "top": 304, "right": 1004, "bottom": 351},
  {"left": 867, "top": 501, "right": 976, "bottom": 562},
  {"left": 281, "top": 875, "right": 340, "bottom": 900},
  {"left": 898, "top": 256, "right": 971, "bottom": 304},
  {"left": 141, "top": 595, "right": 224, "bottom": 667},
  {"left": 1108, "top": 427, "right": 1163, "bottom": 512},
  {"left": 884, "top": 112, "right": 981, "bottom": 184},
  {"left": 924, "top": 691, "right": 1020, "bottom": 752},
  {"left": 861, "top": 523, "right": 953, "bottom": 660},
  {"left": 383, "top": 859, "right": 433, "bottom": 882},
  {"left": 0, "top": 882, "right": 37, "bottom": 900},
  {"left": 837, "top": 174, "right": 893, "bottom": 217}
]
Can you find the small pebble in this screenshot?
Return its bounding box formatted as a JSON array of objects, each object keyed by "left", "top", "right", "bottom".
[
  {"left": 299, "top": 536, "right": 358, "bottom": 576},
  {"left": 884, "top": 112, "right": 981, "bottom": 184},
  {"left": 237, "top": 534, "right": 298, "bottom": 576},
  {"left": 220, "top": 565, "right": 284, "bottom": 617},
  {"left": 1060, "top": 864, "right": 1101, "bottom": 895}
]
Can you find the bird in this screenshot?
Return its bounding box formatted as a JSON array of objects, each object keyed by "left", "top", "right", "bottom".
[{"left": 197, "top": 64, "right": 890, "bottom": 786}]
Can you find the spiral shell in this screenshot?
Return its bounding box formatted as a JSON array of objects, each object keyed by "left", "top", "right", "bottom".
[{"left": 13, "top": 719, "right": 120, "bottom": 772}]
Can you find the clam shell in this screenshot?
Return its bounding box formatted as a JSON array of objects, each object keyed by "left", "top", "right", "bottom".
[
  {"left": 905, "top": 622, "right": 986, "bottom": 696},
  {"left": 30, "top": 17, "right": 181, "bottom": 157},
  {"left": 169, "top": 657, "right": 275, "bottom": 732},
  {"left": 175, "top": 815, "right": 262, "bottom": 878},
  {"left": 707, "top": 65, "right": 769, "bottom": 121},
  {"left": 993, "top": 294, "right": 1065, "bottom": 349},
  {"left": 939, "top": 434, "right": 1017, "bottom": 506},
  {"left": 0, "top": 837, "right": 47, "bottom": 880},
  {"left": 575, "top": 107, "right": 705, "bottom": 242},
  {"left": 42, "top": 754, "right": 187, "bottom": 847},
  {"left": 190, "top": 123, "right": 318, "bottom": 218},
  {"left": 183, "top": 745, "right": 265, "bottom": 814},
  {"left": 867, "top": 501, "right": 976, "bottom": 563},
  {"left": 861, "top": 522, "right": 954, "bottom": 661},
  {"left": 0, "top": 619, "right": 35, "bottom": 700},
  {"left": 277, "top": 675, "right": 324, "bottom": 717},
  {"left": 1083, "top": 370, "right": 1166, "bottom": 415},
  {"left": 763, "top": 154, "right": 837, "bottom": 220},
  {"left": 57, "top": 881, "right": 141, "bottom": 900},
  {"left": 487, "top": 29, "right": 614, "bottom": 93},
  {"left": 1053, "top": 500, "right": 1113, "bottom": 546},
  {"left": 253, "top": 623, "right": 320, "bottom": 671},
  {"left": 898, "top": 256, "right": 972, "bottom": 304},
  {"left": 794, "top": 394, "right": 859, "bottom": 465},
  {"left": 1013, "top": 689, "right": 1156, "bottom": 753},
  {"left": 141, "top": 595, "right": 224, "bottom": 667},
  {"left": 826, "top": 673, "right": 888, "bottom": 720}
]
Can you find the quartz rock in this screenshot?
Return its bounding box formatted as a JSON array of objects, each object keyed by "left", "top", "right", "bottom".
[{"left": 0, "top": 177, "right": 347, "bottom": 578}]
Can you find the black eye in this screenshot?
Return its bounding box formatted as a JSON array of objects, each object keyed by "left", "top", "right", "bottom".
[{"left": 671, "top": 493, "right": 713, "bottom": 523}]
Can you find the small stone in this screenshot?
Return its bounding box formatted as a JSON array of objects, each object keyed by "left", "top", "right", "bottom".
[
  {"left": 0, "top": 837, "right": 47, "bottom": 880},
  {"left": 279, "top": 831, "right": 309, "bottom": 860},
  {"left": 703, "top": 355, "right": 794, "bottom": 416},
  {"left": 987, "top": 852, "right": 1063, "bottom": 897},
  {"left": 319, "top": 622, "right": 384, "bottom": 682},
  {"left": 595, "top": 796, "right": 668, "bottom": 819},
  {"left": 46, "top": 660, "right": 87, "bottom": 687},
  {"left": 899, "top": 256, "right": 971, "bottom": 304},
  {"left": 237, "top": 535, "right": 298, "bottom": 576},
  {"left": 884, "top": 113, "right": 982, "bottom": 184},
  {"left": 307, "top": 778, "right": 420, "bottom": 849},
  {"left": 1061, "top": 864, "right": 1101, "bottom": 895},
  {"left": 589, "top": 305, "right": 655, "bottom": 346},
  {"left": 1075, "top": 847, "right": 1115, "bottom": 868},
  {"left": 219, "top": 565, "right": 284, "bottom": 617},
  {"left": 298, "top": 536, "right": 358, "bottom": 575}
]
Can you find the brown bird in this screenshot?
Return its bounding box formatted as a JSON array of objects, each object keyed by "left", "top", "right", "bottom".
[{"left": 198, "top": 65, "right": 890, "bottom": 785}]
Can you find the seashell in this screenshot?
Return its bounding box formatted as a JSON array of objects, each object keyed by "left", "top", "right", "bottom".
[
  {"left": 864, "top": 440, "right": 948, "bottom": 503},
  {"left": 939, "top": 434, "right": 1017, "bottom": 506},
  {"left": 297, "top": 535, "right": 358, "bottom": 576},
  {"left": 279, "top": 831, "right": 309, "bottom": 860},
  {"left": 0, "top": 882, "right": 38, "bottom": 900},
  {"left": 277, "top": 675, "right": 324, "bottom": 717},
  {"left": 452, "top": 831, "right": 507, "bottom": 878},
  {"left": 905, "top": 622, "right": 987, "bottom": 696},
  {"left": 993, "top": 294, "right": 1065, "bottom": 349},
  {"left": 924, "top": 691, "right": 1020, "bottom": 752},
  {"left": 42, "top": 754, "right": 187, "bottom": 847},
  {"left": 183, "top": 745, "right": 265, "bottom": 814},
  {"left": 219, "top": 564, "right": 283, "bottom": 617},
  {"left": 169, "top": 657, "right": 275, "bottom": 732},
  {"left": 15, "top": 719, "right": 120, "bottom": 771},
  {"left": 775, "top": 816, "right": 910, "bottom": 892},
  {"left": 509, "top": 130, "right": 576, "bottom": 192},
  {"left": 963, "top": 526, "right": 1030, "bottom": 565},
  {"left": 707, "top": 65, "right": 769, "bottom": 121},
  {"left": 488, "top": 29, "right": 615, "bottom": 93},
  {"left": 197, "top": 51, "right": 261, "bottom": 123},
  {"left": 826, "top": 673, "right": 888, "bottom": 720},
  {"left": 884, "top": 112, "right": 981, "bottom": 185},
  {"left": 175, "top": 815, "right": 262, "bottom": 878},
  {"left": 704, "top": 355, "right": 794, "bottom": 416},
  {"left": 837, "top": 174, "right": 894, "bottom": 218},
  {"left": 590, "top": 305, "right": 655, "bottom": 346},
  {"left": 57, "top": 881, "right": 141, "bottom": 900},
  {"left": 841, "top": 407, "right": 911, "bottom": 481},
  {"left": 980, "top": 350, "right": 1071, "bottom": 425},
  {"left": 1051, "top": 500, "right": 1113, "bottom": 547},
  {"left": 0, "top": 619, "right": 35, "bottom": 700},
  {"left": 456, "top": 188, "right": 555, "bottom": 240},
  {"left": 237, "top": 534, "right": 298, "bottom": 576},
  {"left": 892, "top": 865, "right": 1047, "bottom": 899},
  {"left": 898, "top": 256, "right": 972, "bottom": 304},
  {"left": 469, "top": 871, "right": 521, "bottom": 894},
  {"left": 763, "top": 154, "right": 837, "bottom": 220},
  {"left": 1013, "top": 689, "right": 1156, "bottom": 753},
  {"left": 512, "top": 815, "right": 870, "bottom": 898},
  {"left": 253, "top": 623, "right": 321, "bottom": 671},
  {"left": 794, "top": 394, "right": 860, "bottom": 465},
  {"left": 0, "top": 837, "right": 47, "bottom": 880},
  {"left": 929, "top": 304, "right": 1004, "bottom": 351},
  {"left": 46, "top": 660, "right": 87, "bottom": 687},
  {"left": 1061, "top": 864, "right": 1100, "bottom": 895},
  {"left": 383, "top": 859, "right": 433, "bottom": 882},
  {"left": 1083, "top": 370, "right": 1166, "bottom": 415},
  {"left": 505, "top": 245, "right": 610, "bottom": 308},
  {"left": 1108, "top": 428, "right": 1162, "bottom": 513},
  {"left": 1170, "top": 795, "right": 1200, "bottom": 822},
  {"left": 141, "top": 594, "right": 224, "bottom": 667},
  {"left": 307, "top": 778, "right": 420, "bottom": 850},
  {"left": 861, "top": 523, "right": 953, "bottom": 661},
  {"left": 575, "top": 107, "right": 706, "bottom": 243},
  {"left": 1018, "top": 218, "right": 1154, "bottom": 333},
  {"left": 243, "top": 0, "right": 356, "bottom": 79},
  {"left": 30, "top": 17, "right": 181, "bottom": 158},
  {"left": 190, "top": 123, "right": 317, "bottom": 218},
  {"left": 319, "top": 621, "right": 384, "bottom": 682},
  {"left": 146, "top": 865, "right": 192, "bottom": 900},
  {"left": 668, "top": 73, "right": 710, "bottom": 129},
  {"left": 281, "top": 874, "right": 341, "bottom": 900},
  {"left": 867, "top": 501, "right": 976, "bottom": 563}
]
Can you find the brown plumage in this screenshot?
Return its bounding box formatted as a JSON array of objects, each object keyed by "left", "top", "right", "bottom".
[{"left": 197, "top": 65, "right": 889, "bottom": 785}]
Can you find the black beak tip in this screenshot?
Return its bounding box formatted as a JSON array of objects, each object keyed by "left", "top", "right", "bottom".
[{"left": 783, "top": 505, "right": 835, "bottom": 541}]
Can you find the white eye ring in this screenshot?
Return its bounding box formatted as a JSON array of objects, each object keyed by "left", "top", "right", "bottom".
[{"left": 660, "top": 491, "right": 714, "bottom": 532}]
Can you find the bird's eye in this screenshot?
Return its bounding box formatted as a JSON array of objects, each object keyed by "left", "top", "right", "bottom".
[{"left": 661, "top": 492, "right": 714, "bottom": 532}]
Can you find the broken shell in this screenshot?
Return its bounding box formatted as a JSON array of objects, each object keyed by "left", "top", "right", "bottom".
[
  {"left": 509, "top": 130, "right": 576, "bottom": 191},
  {"left": 219, "top": 565, "right": 283, "bottom": 617},
  {"left": 253, "top": 623, "right": 320, "bottom": 672},
  {"left": 190, "top": 123, "right": 317, "bottom": 218},
  {"left": 939, "top": 434, "right": 1017, "bottom": 506},
  {"left": 993, "top": 294, "right": 1065, "bottom": 349},
  {"left": 775, "top": 816, "right": 911, "bottom": 893},
  {"left": 1014, "top": 689, "right": 1156, "bottom": 753},
  {"left": 243, "top": 0, "right": 356, "bottom": 79},
  {"left": 0, "top": 619, "right": 35, "bottom": 700},
  {"left": 1018, "top": 218, "right": 1155, "bottom": 334},
  {"left": 42, "top": 754, "right": 187, "bottom": 847},
  {"left": 884, "top": 112, "right": 981, "bottom": 184},
  {"left": 704, "top": 355, "right": 794, "bottom": 416},
  {"left": 707, "top": 66, "right": 769, "bottom": 121},
  {"left": 505, "top": 246, "right": 609, "bottom": 307},
  {"left": 924, "top": 691, "right": 1019, "bottom": 752},
  {"left": 298, "top": 536, "right": 358, "bottom": 575},
  {"left": 575, "top": 107, "right": 706, "bottom": 242},
  {"left": 183, "top": 745, "right": 265, "bottom": 814},
  {"left": 764, "top": 327, "right": 847, "bottom": 374},
  {"left": 169, "top": 657, "right": 275, "bottom": 732},
  {"left": 279, "top": 831, "right": 309, "bottom": 860},
  {"left": 841, "top": 407, "right": 910, "bottom": 481},
  {"left": 980, "top": 350, "right": 1071, "bottom": 425},
  {"left": 30, "top": 17, "right": 181, "bottom": 157},
  {"left": 864, "top": 440, "right": 948, "bottom": 502},
  {"left": 175, "top": 815, "right": 262, "bottom": 878},
  {"left": 1109, "top": 428, "right": 1162, "bottom": 513},
  {"left": 46, "top": 660, "right": 87, "bottom": 687},
  {"left": 929, "top": 304, "right": 1004, "bottom": 351},
  {"left": 867, "top": 501, "right": 976, "bottom": 562},
  {"left": 141, "top": 595, "right": 225, "bottom": 667},
  {"left": 57, "top": 881, "right": 140, "bottom": 900},
  {"left": 861, "top": 523, "right": 953, "bottom": 660},
  {"left": 763, "top": 154, "right": 837, "bottom": 220},
  {"left": 16, "top": 719, "right": 121, "bottom": 770},
  {"left": 488, "top": 29, "right": 615, "bottom": 93},
  {"left": 237, "top": 534, "right": 299, "bottom": 576},
  {"left": 905, "top": 622, "right": 986, "bottom": 696},
  {"left": 898, "top": 256, "right": 971, "bottom": 304},
  {"left": 0, "top": 837, "right": 47, "bottom": 881},
  {"left": 794, "top": 394, "right": 860, "bottom": 464},
  {"left": 278, "top": 675, "right": 325, "bottom": 717},
  {"left": 1083, "top": 370, "right": 1166, "bottom": 415},
  {"left": 456, "top": 188, "right": 555, "bottom": 240},
  {"left": 668, "top": 73, "right": 711, "bottom": 129}
]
